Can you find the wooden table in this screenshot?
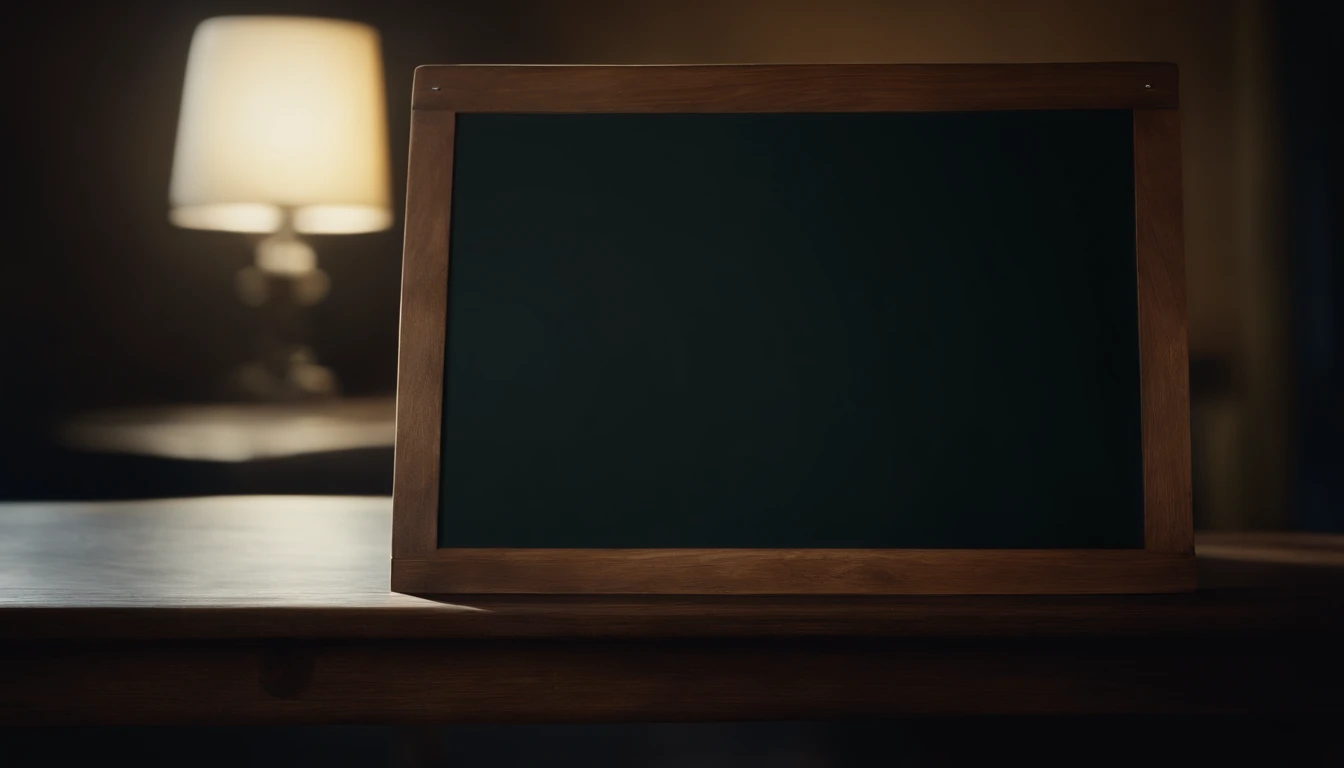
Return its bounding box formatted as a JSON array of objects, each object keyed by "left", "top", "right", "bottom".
[{"left": 2, "top": 496, "right": 1341, "bottom": 724}]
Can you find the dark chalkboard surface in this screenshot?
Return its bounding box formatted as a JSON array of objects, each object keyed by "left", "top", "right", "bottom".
[{"left": 438, "top": 110, "right": 1142, "bottom": 549}]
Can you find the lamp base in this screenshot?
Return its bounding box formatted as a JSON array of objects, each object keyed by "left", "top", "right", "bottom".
[
  {"left": 225, "top": 218, "right": 340, "bottom": 402},
  {"left": 229, "top": 344, "right": 339, "bottom": 401}
]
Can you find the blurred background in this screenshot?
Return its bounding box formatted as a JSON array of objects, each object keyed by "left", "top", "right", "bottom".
[
  {"left": 3, "top": 0, "right": 1339, "bottom": 534},
  {"left": 1, "top": 2, "right": 1339, "bottom": 763}
]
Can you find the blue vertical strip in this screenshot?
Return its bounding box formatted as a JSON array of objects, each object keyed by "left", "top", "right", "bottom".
[{"left": 1282, "top": 2, "right": 1342, "bottom": 531}]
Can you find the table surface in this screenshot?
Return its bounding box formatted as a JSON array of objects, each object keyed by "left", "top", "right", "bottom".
[
  {"left": 3, "top": 496, "right": 1342, "bottom": 724},
  {"left": 2, "top": 495, "right": 1341, "bottom": 640},
  {"left": 54, "top": 397, "right": 396, "bottom": 462}
]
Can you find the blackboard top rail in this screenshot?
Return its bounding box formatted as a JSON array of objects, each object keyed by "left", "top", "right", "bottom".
[{"left": 411, "top": 62, "right": 1177, "bottom": 113}]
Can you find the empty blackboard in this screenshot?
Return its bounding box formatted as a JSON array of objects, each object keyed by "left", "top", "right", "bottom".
[
  {"left": 437, "top": 109, "right": 1143, "bottom": 549},
  {"left": 392, "top": 64, "right": 1194, "bottom": 595}
]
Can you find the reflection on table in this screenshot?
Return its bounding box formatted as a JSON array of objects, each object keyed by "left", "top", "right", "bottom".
[{"left": 56, "top": 396, "right": 396, "bottom": 462}]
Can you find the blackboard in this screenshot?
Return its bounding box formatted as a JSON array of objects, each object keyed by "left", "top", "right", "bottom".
[{"left": 437, "top": 109, "right": 1144, "bottom": 550}]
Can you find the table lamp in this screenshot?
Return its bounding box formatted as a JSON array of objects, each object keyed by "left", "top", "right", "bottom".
[{"left": 169, "top": 16, "right": 391, "bottom": 399}]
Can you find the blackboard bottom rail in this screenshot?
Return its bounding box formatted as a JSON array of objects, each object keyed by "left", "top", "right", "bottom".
[{"left": 392, "top": 549, "right": 1196, "bottom": 595}]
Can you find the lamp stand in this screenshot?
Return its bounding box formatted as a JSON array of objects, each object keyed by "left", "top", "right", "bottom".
[{"left": 228, "top": 214, "right": 339, "bottom": 401}]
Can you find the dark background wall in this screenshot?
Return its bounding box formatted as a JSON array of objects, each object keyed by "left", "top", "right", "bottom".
[{"left": 3, "top": 0, "right": 1338, "bottom": 530}]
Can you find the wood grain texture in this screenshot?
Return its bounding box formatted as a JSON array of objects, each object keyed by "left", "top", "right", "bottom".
[
  {"left": 5, "top": 635, "right": 1341, "bottom": 724},
  {"left": 1134, "top": 108, "right": 1195, "bottom": 555},
  {"left": 8, "top": 588, "right": 1341, "bottom": 641},
  {"left": 0, "top": 499, "right": 1335, "bottom": 641},
  {"left": 411, "top": 63, "right": 1178, "bottom": 113},
  {"left": 2, "top": 499, "right": 1342, "bottom": 723},
  {"left": 395, "top": 549, "right": 1195, "bottom": 595},
  {"left": 393, "top": 109, "right": 455, "bottom": 557}
]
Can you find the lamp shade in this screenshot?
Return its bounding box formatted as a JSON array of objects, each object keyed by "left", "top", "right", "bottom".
[{"left": 169, "top": 16, "right": 392, "bottom": 235}]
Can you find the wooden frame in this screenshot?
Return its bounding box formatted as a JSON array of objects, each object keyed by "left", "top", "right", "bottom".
[{"left": 393, "top": 64, "right": 1193, "bottom": 595}]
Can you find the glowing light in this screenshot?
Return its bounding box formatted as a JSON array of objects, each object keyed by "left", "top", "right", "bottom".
[{"left": 169, "top": 16, "right": 392, "bottom": 235}]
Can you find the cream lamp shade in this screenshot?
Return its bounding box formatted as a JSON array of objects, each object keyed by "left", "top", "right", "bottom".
[{"left": 169, "top": 16, "right": 392, "bottom": 235}]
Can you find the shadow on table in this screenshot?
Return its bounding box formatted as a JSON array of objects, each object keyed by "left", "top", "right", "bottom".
[
  {"left": 2, "top": 445, "right": 393, "bottom": 500},
  {"left": 3, "top": 719, "right": 1340, "bottom": 766}
]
